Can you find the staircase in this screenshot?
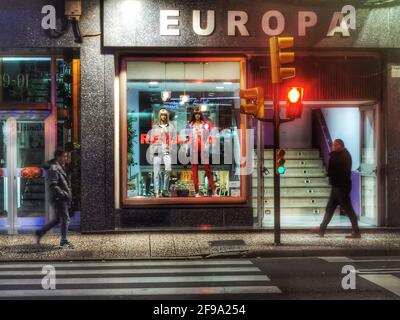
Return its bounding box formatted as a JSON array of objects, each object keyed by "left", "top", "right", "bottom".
[{"left": 252, "top": 149, "right": 332, "bottom": 218}]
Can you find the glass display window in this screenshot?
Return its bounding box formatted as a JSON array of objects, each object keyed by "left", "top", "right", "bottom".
[
  {"left": 121, "top": 59, "right": 249, "bottom": 205},
  {"left": 0, "top": 57, "right": 51, "bottom": 105}
]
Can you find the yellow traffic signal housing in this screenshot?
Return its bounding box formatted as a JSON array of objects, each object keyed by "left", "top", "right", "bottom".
[
  {"left": 276, "top": 149, "right": 286, "bottom": 175},
  {"left": 269, "top": 37, "right": 296, "bottom": 84},
  {"left": 240, "top": 87, "right": 265, "bottom": 120}
]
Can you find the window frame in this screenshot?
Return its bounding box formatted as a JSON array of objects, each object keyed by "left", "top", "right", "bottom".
[{"left": 120, "top": 57, "right": 249, "bottom": 206}]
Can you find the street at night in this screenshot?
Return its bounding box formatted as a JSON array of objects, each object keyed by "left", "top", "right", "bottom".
[{"left": 1, "top": 0, "right": 400, "bottom": 308}]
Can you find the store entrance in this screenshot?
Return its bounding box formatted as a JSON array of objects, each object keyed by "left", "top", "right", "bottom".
[
  {"left": 258, "top": 102, "right": 380, "bottom": 228},
  {"left": 0, "top": 116, "right": 48, "bottom": 233}
]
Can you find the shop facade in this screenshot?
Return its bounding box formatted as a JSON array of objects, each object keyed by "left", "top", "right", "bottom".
[{"left": 0, "top": 0, "right": 400, "bottom": 233}]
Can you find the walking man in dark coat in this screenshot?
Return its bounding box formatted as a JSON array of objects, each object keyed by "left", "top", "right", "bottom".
[
  {"left": 35, "top": 149, "right": 74, "bottom": 249},
  {"left": 312, "top": 139, "right": 361, "bottom": 239}
]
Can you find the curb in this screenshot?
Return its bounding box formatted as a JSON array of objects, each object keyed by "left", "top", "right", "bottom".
[
  {"left": 0, "top": 248, "right": 399, "bottom": 262},
  {"left": 242, "top": 248, "right": 400, "bottom": 258}
]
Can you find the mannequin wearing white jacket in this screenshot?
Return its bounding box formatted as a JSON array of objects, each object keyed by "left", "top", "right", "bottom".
[{"left": 149, "top": 109, "right": 175, "bottom": 197}]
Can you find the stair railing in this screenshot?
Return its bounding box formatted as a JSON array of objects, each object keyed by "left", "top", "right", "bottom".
[{"left": 312, "top": 109, "right": 332, "bottom": 167}]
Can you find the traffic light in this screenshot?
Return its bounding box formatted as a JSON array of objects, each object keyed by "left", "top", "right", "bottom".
[
  {"left": 239, "top": 87, "right": 264, "bottom": 120},
  {"left": 269, "top": 37, "right": 295, "bottom": 84},
  {"left": 286, "top": 87, "right": 304, "bottom": 119},
  {"left": 276, "top": 149, "right": 286, "bottom": 175}
]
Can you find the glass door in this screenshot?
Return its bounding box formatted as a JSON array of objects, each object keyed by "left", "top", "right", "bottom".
[
  {"left": 16, "top": 121, "right": 46, "bottom": 226},
  {"left": 0, "top": 118, "right": 47, "bottom": 233},
  {"left": 360, "top": 107, "right": 377, "bottom": 225},
  {"left": 0, "top": 121, "right": 8, "bottom": 229}
]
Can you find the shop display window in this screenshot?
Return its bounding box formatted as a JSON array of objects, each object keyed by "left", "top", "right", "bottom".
[
  {"left": 0, "top": 57, "right": 51, "bottom": 104},
  {"left": 122, "top": 60, "right": 247, "bottom": 203}
]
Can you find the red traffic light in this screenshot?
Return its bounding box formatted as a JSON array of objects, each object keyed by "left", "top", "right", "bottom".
[
  {"left": 286, "top": 87, "right": 304, "bottom": 119},
  {"left": 288, "top": 87, "right": 301, "bottom": 103}
]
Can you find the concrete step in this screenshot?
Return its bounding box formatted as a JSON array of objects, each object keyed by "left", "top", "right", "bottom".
[
  {"left": 362, "top": 190, "right": 376, "bottom": 197},
  {"left": 253, "top": 159, "right": 324, "bottom": 168},
  {"left": 252, "top": 177, "right": 330, "bottom": 187},
  {"left": 253, "top": 149, "right": 321, "bottom": 160},
  {"left": 252, "top": 197, "right": 329, "bottom": 208},
  {"left": 252, "top": 168, "right": 327, "bottom": 177},
  {"left": 252, "top": 187, "right": 331, "bottom": 198},
  {"left": 275, "top": 168, "right": 326, "bottom": 177}
]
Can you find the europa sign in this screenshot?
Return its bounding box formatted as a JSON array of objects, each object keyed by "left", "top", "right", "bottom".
[
  {"left": 103, "top": 0, "right": 359, "bottom": 48},
  {"left": 159, "top": 6, "right": 356, "bottom": 37}
]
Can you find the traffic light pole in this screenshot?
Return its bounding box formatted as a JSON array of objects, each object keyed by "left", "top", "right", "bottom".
[{"left": 273, "top": 83, "right": 281, "bottom": 245}]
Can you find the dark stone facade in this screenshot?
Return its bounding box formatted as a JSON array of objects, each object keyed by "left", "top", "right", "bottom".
[{"left": 386, "top": 51, "right": 400, "bottom": 227}]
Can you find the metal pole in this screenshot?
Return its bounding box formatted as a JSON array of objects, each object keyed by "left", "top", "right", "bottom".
[
  {"left": 273, "top": 83, "right": 281, "bottom": 245},
  {"left": 256, "top": 119, "right": 265, "bottom": 228}
]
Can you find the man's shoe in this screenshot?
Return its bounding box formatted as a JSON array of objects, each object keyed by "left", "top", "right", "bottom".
[
  {"left": 34, "top": 230, "right": 42, "bottom": 245},
  {"left": 60, "top": 240, "right": 75, "bottom": 249},
  {"left": 310, "top": 227, "right": 324, "bottom": 237},
  {"left": 345, "top": 232, "right": 361, "bottom": 239}
]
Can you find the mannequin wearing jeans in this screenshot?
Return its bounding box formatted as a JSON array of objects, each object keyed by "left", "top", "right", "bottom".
[
  {"left": 186, "top": 109, "right": 216, "bottom": 197},
  {"left": 150, "top": 109, "right": 175, "bottom": 197}
]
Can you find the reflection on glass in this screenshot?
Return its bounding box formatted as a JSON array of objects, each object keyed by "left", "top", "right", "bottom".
[
  {"left": 361, "top": 110, "right": 376, "bottom": 223},
  {"left": 126, "top": 62, "right": 242, "bottom": 199},
  {"left": 17, "top": 122, "right": 45, "bottom": 218},
  {"left": 0, "top": 57, "right": 51, "bottom": 103},
  {"left": 0, "top": 121, "right": 7, "bottom": 219}
]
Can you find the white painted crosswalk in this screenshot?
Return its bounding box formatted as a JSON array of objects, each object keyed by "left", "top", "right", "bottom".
[
  {"left": 359, "top": 274, "right": 400, "bottom": 297},
  {"left": 319, "top": 256, "right": 400, "bottom": 297},
  {"left": 0, "top": 259, "right": 281, "bottom": 298}
]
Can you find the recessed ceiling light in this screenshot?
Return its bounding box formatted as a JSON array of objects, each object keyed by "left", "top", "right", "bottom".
[
  {"left": 180, "top": 95, "right": 190, "bottom": 104},
  {"left": 161, "top": 91, "right": 171, "bottom": 102},
  {"left": 223, "top": 82, "right": 232, "bottom": 85},
  {"left": 200, "top": 104, "right": 208, "bottom": 112},
  {"left": 216, "top": 86, "right": 224, "bottom": 90}
]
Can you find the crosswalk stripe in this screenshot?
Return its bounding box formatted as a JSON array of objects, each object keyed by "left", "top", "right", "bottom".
[
  {"left": 0, "top": 260, "right": 253, "bottom": 269},
  {"left": 0, "top": 275, "right": 270, "bottom": 286},
  {"left": 360, "top": 274, "right": 400, "bottom": 297},
  {"left": 357, "top": 271, "right": 400, "bottom": 274},
  {"left": 319, "top": 257, "right": 353, "bottom": 263},
  {"left": 0, "top": 266, "right": 260, "bottom": 276},
  {"left": 0, "top": 286, "right": 282, "bottom": 297},
  {"left": 358, "top": 268, "right": 400, "bottom": 272}
]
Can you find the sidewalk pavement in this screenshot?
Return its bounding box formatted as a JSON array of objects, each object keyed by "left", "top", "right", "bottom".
[{"left": 0, "top": 230, "right": 400, "bottom": 261}]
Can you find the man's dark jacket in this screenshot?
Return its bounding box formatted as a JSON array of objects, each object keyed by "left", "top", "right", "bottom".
[
  {"left": 43, "top": 159, "right": 72, "bottom": 204},
  {"left": 328, "top": 148, "right": 352, "bottom": 190}
]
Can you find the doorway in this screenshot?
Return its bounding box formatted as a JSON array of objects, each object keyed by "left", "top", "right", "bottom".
[
  {"left": 359, "top": 106, "right": 378, "bottom": 225},
  {"left": 0, "top": 116, "right": 49, "bottom": 233},
  {"left": 260, "top": 102, "right": 380, "bottom": 228}
]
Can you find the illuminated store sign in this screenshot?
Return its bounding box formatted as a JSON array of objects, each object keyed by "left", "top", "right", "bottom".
[{"left": 159, "top": 6, "right": 356, "bottom": 37}]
